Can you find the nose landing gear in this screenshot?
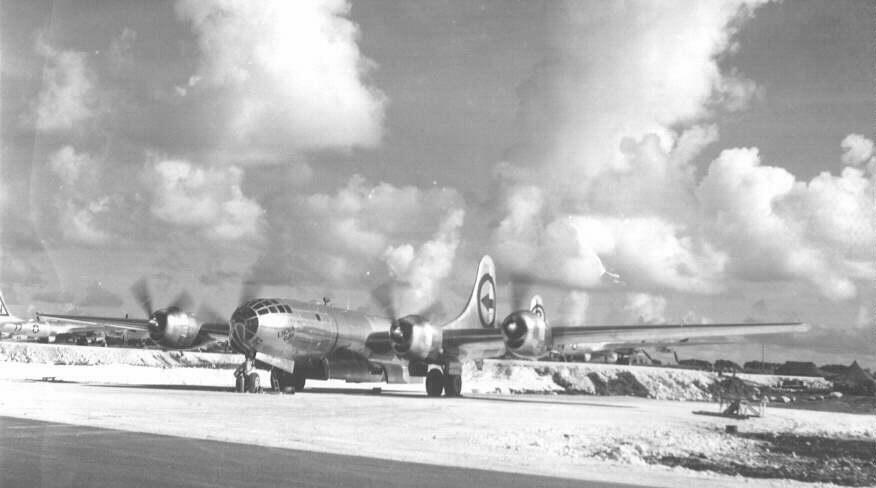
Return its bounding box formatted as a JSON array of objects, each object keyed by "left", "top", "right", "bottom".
[
  {"left": 235, "top": 372, "right": 261, "bottom": 393},
  {"left": 234, "top": 354, "right": 260, "bottom": 393}
]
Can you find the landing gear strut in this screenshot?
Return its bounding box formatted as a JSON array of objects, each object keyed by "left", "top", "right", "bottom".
[
  {"left": 270, "top": 367, "right": 306, "bottom": 393},
  {"left": 234, "top": 354, "right": 260, "bottom": 393},
  {"left": 424, "top": 366, "right": 462, "bottom": 397},
  {"left": 235, "top": 372, "right": 260, "bottom": 393}
]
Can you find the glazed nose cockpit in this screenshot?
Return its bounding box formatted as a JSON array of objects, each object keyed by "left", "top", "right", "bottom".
[
  {"left": 230, "top": 299, "right": 295, "bottom": 348},
  {"left": 230, "top": 301, "right": 261, "bottom": 345}
]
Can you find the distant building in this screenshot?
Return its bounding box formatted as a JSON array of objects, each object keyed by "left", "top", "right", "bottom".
[
  {"left": 714, "top": 359, "right": 742, "bottom": 373},
  {"left": 832, "top": 361, "right": 876, "bottom": 396},
  {"left": 819, "top": 364, "right": 850, "bottom": 379},
  {"left": 775, "top": 361, "right": 824, "bottom": 377},
  {"left": 677, "top": 359, "right": 712, "bottom": 371},
  {"left": 742, "top": 361, "right": 781, "bottom": 374}
]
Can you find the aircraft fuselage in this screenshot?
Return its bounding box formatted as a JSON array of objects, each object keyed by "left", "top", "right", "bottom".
[{"left": 230, "top": 298, "right": 397, "bottom": 372}]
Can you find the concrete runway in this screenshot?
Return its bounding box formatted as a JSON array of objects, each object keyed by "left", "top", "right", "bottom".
[{"left": 0, "top": 416, "right": 639, "bottom": 488}]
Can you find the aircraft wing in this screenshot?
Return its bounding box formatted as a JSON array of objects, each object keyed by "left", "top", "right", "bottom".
[
  {"left": 36, "top": 314, "right": 153, "bottom": 332},
  {"left": 443, "top": 328, "right": 506, "bottom": 362},
  {"left": 551, "top": 322, "right": 809, "bottom": 349},
  {"left": 36, "top": 313, "right": 229, "bottom": 336}
]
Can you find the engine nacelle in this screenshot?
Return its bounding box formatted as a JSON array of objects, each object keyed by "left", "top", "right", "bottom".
[
  {"left": 500, "top": 311, "right": 552, "bottom": 359},
  {"left": 389, "top": 315, "right": 442, "bottom": 362},
  {"left": 149, "top": 309, "right": 202, "bottom": 348}
]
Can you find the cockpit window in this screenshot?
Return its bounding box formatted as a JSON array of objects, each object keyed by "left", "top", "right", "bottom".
[
  {"left": 282, "top": 305, "right": 291, "bottom": 313},
  {"left": 256, "top": 308, "right": 268, "bottom": 315},
  {"left": 315, "top": 313, "right": 321, "bottom": 321},
  {"left": 268, "top": 306, "right": 278, "bottom": 313}
]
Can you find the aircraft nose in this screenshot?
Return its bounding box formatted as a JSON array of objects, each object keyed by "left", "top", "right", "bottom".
[{"left": 230, "top": 303, "right": 260, "bottom": 343}]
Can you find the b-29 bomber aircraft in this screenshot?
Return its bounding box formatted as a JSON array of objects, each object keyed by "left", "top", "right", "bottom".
[
  {"left": 38, "top": 256, "right": 809, "bottom": 397},
  {"left": 0, "top": 290, "right": 142, "bottom": 345}
]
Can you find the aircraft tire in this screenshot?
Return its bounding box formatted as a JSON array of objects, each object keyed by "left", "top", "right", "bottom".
[
  {"left": 271, "top": 368, "right": 297, "bottom": 393},
  {"left": 294, "top": 373, "right": 306, "bottom": 392},
  {"left": 235, "top": 375, "right": 246, "bottom": 393},
  {"left": 425, "top": 369, "right": 444, "bottom": 397},
  {"left": 444, "top": 374, "right": 462, "bottom": 397},
  {"left": 270, "top": 368, "right": 280, "bottom": 390},
  {"left": 246, "top": 373, "right": 261, "bottom": 393}
]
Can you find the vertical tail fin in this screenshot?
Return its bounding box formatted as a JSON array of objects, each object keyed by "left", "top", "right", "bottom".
[
  {"left": 530, "top": 295, "right": 545, "bottom": 324},
  {"left": 442, "top": 255, "right": 496, "bottom": 329},
  {"left": 0, "top": 290, "right": 9, "bottom": 316}
]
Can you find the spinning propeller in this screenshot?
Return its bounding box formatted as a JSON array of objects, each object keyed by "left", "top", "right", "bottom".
[{"left": 371, "top": 281, "right": 443, "bottom": 353}]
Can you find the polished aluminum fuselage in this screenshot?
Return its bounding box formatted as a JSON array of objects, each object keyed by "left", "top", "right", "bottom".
[{"left": 233, "top": 299, "right": 395, "bottom": 363}]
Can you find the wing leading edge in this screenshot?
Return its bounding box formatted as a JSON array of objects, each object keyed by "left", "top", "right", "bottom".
[
  {"left": 435, "top": 321, "right": 807, "bottom": 361},
  {"left": 37, "top": 313, "right": 153, "bottom": 332},
  {"left": 551, "top": 322, "right": 809, "bottom": 349}
]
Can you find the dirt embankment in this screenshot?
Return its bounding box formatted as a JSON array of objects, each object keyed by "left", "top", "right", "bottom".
[
  {"left": 1, "top": 342, "right": 837, "bottom": 402},
  {"left": 466, "top": 359, "right": 834, "bottom": 401},
  {"left": 0, "top": 342, "right": 241, "bottom": 368}
]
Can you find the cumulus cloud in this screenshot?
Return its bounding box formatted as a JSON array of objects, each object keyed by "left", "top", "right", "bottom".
[
  {"left": 108, "top": 27, "right": 137, "bottom": 76},
  {"left": 493, "top": 184, "right": 726, "bottom": 294},
  {"left": 175, "top": 0, "right": 386, "bottom": 158},
  {"left": 146, "top": 158, "right": 265, "bottom": 241},
  {"left": 622, "top": 293, "right": 667, "bottom": 324},
  {"left": 46, "top": 146, "right": 115, "bottom": 244},
  {"left": 383, "top": 208, "right": 465, "bottom": 315},
  {"left": 681, "top": 310, "right": 713, "bottom": 325},
  {"left": 32, "top": 289, "right": 76, "bottom": 304},
  {"left": 0, "top": 255, "right": 46, "bottom": 287},
  {"left": 855, "top": 303, "right": 873, "bottom": 329},
  {"left": 512, "top": 1, "right": 765, "bottom": 189},
  {"left": 199, "top": 269, "right": 240, "bottom": 287},
  {"left": 77, "top": 281, "right": 124, "bottom": 308},
  {"left": 493, "top": 2, "right": 762, "bottom": 295},
  {"left": 841, "top": 133, "right": 875, "bottom": 172},
  {"left": 492, "top": 1, "right": 873, "bottom": 304},
  {"left": 249, "top": 175, "right": 466, "bottom": 302},
  {"left": 697, "top": 144, "right": 874, "bottom": 300},
  {"left": 33, "top": 38, "right": 96, "bottom": 131},
  {"left": 557, "top": 290, "right": 590, "bottom": 325}
]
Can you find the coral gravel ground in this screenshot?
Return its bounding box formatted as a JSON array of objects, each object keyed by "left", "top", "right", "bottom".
[{"left": 1, "top": 342, "right": 873, "bottom": 487}]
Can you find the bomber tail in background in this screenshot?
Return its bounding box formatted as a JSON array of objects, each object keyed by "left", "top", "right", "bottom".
[
  {"left": 0, "top": 289, "right": 10, "bottom": 317},
  {"left": 442, "top": 255, "right": 497, "bottom": 329},
  {"left": 529, "top": 295, "right": 545, "bottom": 323}
]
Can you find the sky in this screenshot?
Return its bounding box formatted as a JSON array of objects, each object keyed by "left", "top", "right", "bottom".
[{"left": 1, "top": 0, "right": 873, "bottom": 366}]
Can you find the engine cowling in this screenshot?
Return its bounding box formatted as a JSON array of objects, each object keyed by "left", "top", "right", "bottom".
[
  {"left": 500, "top": 310, "right": 552, "bottom": 359},
  {"left": 149, "top": 308, "right": 202, "bottom": 348},
  {"left": 389, "top": 315, "right": 442, "bottom": 362}
]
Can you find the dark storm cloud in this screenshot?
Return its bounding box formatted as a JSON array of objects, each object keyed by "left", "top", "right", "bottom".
[
  {"left": 0, "top": 255, "right": 47, "bottom": 287},
  {"left": 199, "top": 269, "right": 239, "bottom": 287},
  {"left": 77, "top": 281, "right": 124, "bottom": 308},
  {"left": 32, "top": 289, "right": 76, "bottom": 304}
]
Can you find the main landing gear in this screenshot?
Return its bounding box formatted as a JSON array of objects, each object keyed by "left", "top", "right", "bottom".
[
  {"left": 425, "top": 366, "right": 462, "bottom": 397},
  {"left": 270, "top": 367, "right": 306, "bottom": 394},
  {"left": 234, "top": 354, "right": 260, "bottom": 393}
]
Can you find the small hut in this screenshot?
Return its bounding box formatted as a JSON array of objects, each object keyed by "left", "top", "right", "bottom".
[{"left": 832, "top": 361, "right": 876, "bottom": 396}]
